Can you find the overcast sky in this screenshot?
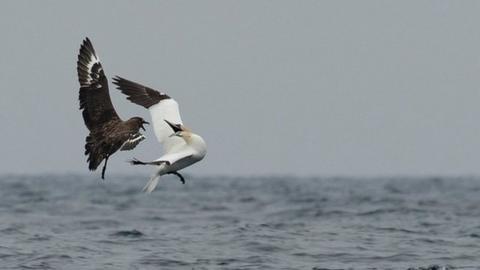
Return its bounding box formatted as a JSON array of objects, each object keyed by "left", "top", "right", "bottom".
[{"left": 1, "top": 1, "right": 480, "bottom": 177}]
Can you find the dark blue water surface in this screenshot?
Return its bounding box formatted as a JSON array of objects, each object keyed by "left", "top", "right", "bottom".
[{"left": 0, "top": 175, "right": 479, "bottom": 269}]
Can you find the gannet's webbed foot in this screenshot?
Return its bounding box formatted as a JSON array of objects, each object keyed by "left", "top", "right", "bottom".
[
  {"left": 129, "top": 158, "right": 167, "bottom": 166},
  {"left": 168, "top": 171, "right": 185, "bottom": 184},
  {"left": 129, "top": 158, "right": 147, "bottom": 165}
]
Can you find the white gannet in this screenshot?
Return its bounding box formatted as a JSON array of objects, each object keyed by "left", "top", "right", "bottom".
[{"left": 112, "top": 77, "right": 207, "bottom": 193}]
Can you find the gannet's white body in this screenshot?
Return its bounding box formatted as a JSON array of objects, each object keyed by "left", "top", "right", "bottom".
[{"left": 113, "top": 77, "right": 206, "bottom": 192}]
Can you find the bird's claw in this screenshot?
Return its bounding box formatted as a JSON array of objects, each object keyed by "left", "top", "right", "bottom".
[{"left": 169, "top": 172, "right": 185, "bottom": 184}]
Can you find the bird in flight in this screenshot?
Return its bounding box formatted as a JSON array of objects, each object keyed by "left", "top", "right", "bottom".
[
  {"left": 113, "top": 77, "right": 207, "bottom": 193},
  {"left": 76, "top": 38, "right": 149, "bottom": 179}
]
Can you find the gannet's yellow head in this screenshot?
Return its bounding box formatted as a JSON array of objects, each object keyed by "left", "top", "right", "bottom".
[
  {"left": 165, "top": 119, "right": 192, "bottom": 141},
  {"left": 165, "top": 119, "right": 206, "bottom": 152}
]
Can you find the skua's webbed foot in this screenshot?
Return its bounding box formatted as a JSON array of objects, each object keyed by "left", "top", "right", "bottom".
[{"left": 101, "top": 156, "right": 109, "bottom": 180}]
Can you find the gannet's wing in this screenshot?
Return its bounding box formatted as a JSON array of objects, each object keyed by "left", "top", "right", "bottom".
[
  {"left": 77, "top": 38, "right": 121, "bottom": 131},
  {"left": 112, "top": 76, "right": 183, "bottom": 151}
]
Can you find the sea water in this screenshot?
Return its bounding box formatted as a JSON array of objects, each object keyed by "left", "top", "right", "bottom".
[{"left": 0, "top": 175, "right": 479, "bottom": 269}]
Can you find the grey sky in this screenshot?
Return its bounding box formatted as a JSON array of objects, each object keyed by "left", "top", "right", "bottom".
[{"left": 1, "top": 1, "right": 480, "bottom": 176}]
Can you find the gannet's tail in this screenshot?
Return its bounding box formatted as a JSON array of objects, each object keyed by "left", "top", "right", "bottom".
[{"left": 142, "top": 174, "right": 160, "bottom": 193}]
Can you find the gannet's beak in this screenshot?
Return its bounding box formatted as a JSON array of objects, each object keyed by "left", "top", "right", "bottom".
[
  {"left": 169, "top": 132, "right": 182, "bottom": 138},
  {"left": 164, "top": 119, "right": 183, "bottom": 137}
]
